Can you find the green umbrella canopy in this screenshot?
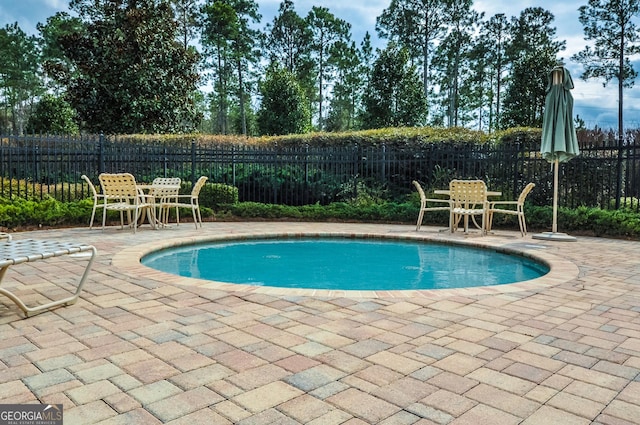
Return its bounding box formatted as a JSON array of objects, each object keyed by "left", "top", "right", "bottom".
[{"left": 541, "top": 66, "right": 580, "bottom": 163}]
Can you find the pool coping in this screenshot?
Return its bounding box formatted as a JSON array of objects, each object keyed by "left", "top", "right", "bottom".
[{"left": 112, "top": 230, "right": 580, "bottom": 299}]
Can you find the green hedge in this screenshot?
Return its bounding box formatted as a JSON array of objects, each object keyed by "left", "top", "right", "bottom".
[{"left": 2, "top": 194, "right": 640, "bottom": 239}]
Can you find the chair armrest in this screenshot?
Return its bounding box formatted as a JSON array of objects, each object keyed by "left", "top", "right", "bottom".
[
  {"left": 489, "top": 200, "right": 518, "bottom": 207},
  {"left": 425, "top": 198, "right": 451, "bottom": 204}
]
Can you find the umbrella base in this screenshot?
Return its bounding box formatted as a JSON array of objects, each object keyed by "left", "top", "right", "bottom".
[{"left": 532, "top": 232, "right": 577, "bottom": 242}]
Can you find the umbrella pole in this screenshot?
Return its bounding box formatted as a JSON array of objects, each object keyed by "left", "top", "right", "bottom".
[
  {"left": 552, "top": 159, "right": 558, "bottom": 233},
  {"left": 533, "top": 159, "right": 577, "bottom": 241}
]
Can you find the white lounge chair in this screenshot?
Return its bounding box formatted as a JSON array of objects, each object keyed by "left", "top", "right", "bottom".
[{"left": 0, "top": 239, "right": 97, "bottom": 317}]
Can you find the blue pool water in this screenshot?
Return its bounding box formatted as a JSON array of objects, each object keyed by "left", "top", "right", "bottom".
[{"left": 142, "top": 238, "right": 549, "bottom": 291}]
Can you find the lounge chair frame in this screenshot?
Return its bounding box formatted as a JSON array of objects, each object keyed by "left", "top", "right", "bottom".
[{"left": 0, "top": 239, "right": 97, "bottom": 317}]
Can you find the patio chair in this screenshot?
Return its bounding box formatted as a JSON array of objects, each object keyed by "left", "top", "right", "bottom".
[
  {"left": 98, "top": 173, "right": 155, "bottom": 233},
  {"left": 152, "top": 177, "right": 182, "bottom": 186},
  {"left": 81, "top": 174, "right": 105, "bottom": 230},
  {"left": 149, "top": 178, "right": 181, "bottom": 225},
  {"left": 487, "top": 182, "right": 536, "bottom": 236},
  {"left": 412, "top": 180, "right": 451, "bottom": 231},
  {"left": 449, "top": 179, "right": 488, "bottom": 234},
  {"left": 159, "top": 176, "right": 208, "bottom": 228}
]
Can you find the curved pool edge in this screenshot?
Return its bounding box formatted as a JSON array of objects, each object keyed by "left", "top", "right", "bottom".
[{"left": 112, "top": 230, "right": 579, "bottom": 299}]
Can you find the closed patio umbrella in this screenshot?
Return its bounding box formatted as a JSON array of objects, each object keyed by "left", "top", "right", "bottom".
[{"left": 533, "top": 65, "right": 580, "bottom": 241}]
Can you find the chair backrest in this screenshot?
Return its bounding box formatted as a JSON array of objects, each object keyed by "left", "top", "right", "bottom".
[
  {"left": 152, "top": 177, "right": 181, "bottom": 186},
  {"left": 151, "top": 177, "right": 181, "bottom": 198},
  {"left": 412, "top": 181, "right": 427, "bottom": 206},
  {"left": 191, "top": 176, "right": 208, "bottom": 197},
  {"left": 99, "top": 173, "right": 138, "bottom": 198},
  {"left": 518, "top": 182, "right": 536, "bottom": 204},
  {"left": 152, "top": 185, "right": 180, "bottom": 200},
  {"left": 81, "top": 174, "right": 99, "bottom": 199},
  {"left": 449, "top": 180, "right": 487, "bottom": 207}
]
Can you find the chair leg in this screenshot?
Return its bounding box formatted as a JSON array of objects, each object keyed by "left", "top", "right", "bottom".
[
  {"left": 481, "top": 213, "right": 486, "bottom": 235},
  {"left": 416, "top": 209, "right": 425, "bottom": 231},
  {"left": 196, "top": 206, "right": 203, "bottom": 227},
  {"left": 89, "top": 205, "right": 97, "bottom": 230},
  {"left": 101, "top": 207, "right": 108, "bottom": 231},
  {"left": 132, "top": 207, "right": 138, "bottom": 233},
  {"left": 191, "top": 205, "right": 198, "bottom": 229},
  {"left": 450, "top": 211, "right": 458, "bottom": 233},
  {"left": 519, "top": 213, "right": 527, "bottom": 236}
]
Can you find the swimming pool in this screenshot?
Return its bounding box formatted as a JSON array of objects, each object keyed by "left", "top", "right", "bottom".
[{"left": 141, "top": 237, "right": 549, "bottom": 291}]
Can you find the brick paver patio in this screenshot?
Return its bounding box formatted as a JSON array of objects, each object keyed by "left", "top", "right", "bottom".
[{"left": 1, "top": 222, "right": 639, "bottom": 424}]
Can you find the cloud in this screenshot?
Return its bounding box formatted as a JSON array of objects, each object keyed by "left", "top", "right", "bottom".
[{"left": 43, "top": 0, "right": 68, "bottom": 8}]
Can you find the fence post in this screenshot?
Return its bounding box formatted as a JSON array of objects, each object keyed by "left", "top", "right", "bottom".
[
  {"left": 98, "top": 134, "right": 105, "bottom": 174},
  {"left": 274, "top": 142, "right": 278, "bottom": 202},
  {"left": 615, "top": 131, "right": 625, "bottom": 209},
  {"left": 191, "top": 139, "right": 196, "bottom": 188},
  {"left": 354, "top": 144, "right": 359, "bottom": 199},
  {"left": 305, "top": 143, "right": 309, "bottom": 184},
  {"left": 382, "top": 143, "right": 386, "bottom": 181},
  {"left": 513, "top": 142, "right": 520, "bottom": 198},
  {"left": 232, "top": 145, "right": 236, "bottom": 187}
]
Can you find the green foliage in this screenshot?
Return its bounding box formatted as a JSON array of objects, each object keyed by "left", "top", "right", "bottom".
[
  {"left": 501, "top": 7, "right": 565, "bottom": 128},
  {"left": 225, "top": 200, "right": 418, "bottom": 223},
  {"left": 2, "top": 193, "right": 640, "bottom": 240},
  {"left": 335, "top": 179, "right": 389, "bottom": 207},
  {"left": 492, "top": 127, "right": 542, "bottom": 149},
  {"left": 264, "top": 0, "right": 314, "bottom": 100},
  {"left": 430, "top": 0, "right": 483, "bottom": 128},
  {"left": 198, "top": 182, "right": 239, "bottom": 208},
  {"left": 0, "top": 179, "right": 89, "bottom": 202},
  {"left": 26, "top": 94, "right": 79, "bottom": 135},
  {"left": 257, "top": 65, "right": 311, "bottom": 135},
  {"left": 49, "top": 0, "right": 200, "bottom": 134},
  {"left": 0, "top": 22, "right": 43, "bottom": 134},
  {"left": 325, "top": 37, "right": 366, "bottom": 132},
  {"left": 572, "top": 0, "right": 640, "bottom": 88},
  {"left": 571, "top": 0, "right": 640, "bottom": 140},
  {"left": 0, "top": 196, "right": 88, "bottom": 228},
  {"left": 361, "top": 43, "right": 428, "bottom": 129},
  {"left": 306, "top": 6, "right": 350, "bottom": 130}
]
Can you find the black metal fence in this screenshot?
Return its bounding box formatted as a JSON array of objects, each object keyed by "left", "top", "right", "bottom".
[{"left": 1, "top": 133, "right": 639, "bottom": 211}]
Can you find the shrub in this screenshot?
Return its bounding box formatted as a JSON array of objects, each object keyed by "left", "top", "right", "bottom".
[
  {"left": 1, "top": 194, "right": 639, "bottom": 240},
  {"left": 193, "top": 182, "right": 238, "bottom": 209}
]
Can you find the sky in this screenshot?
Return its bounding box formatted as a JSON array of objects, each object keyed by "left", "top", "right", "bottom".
[{"left": 2, "top": 0, "right": 639, "bottom": 129}]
